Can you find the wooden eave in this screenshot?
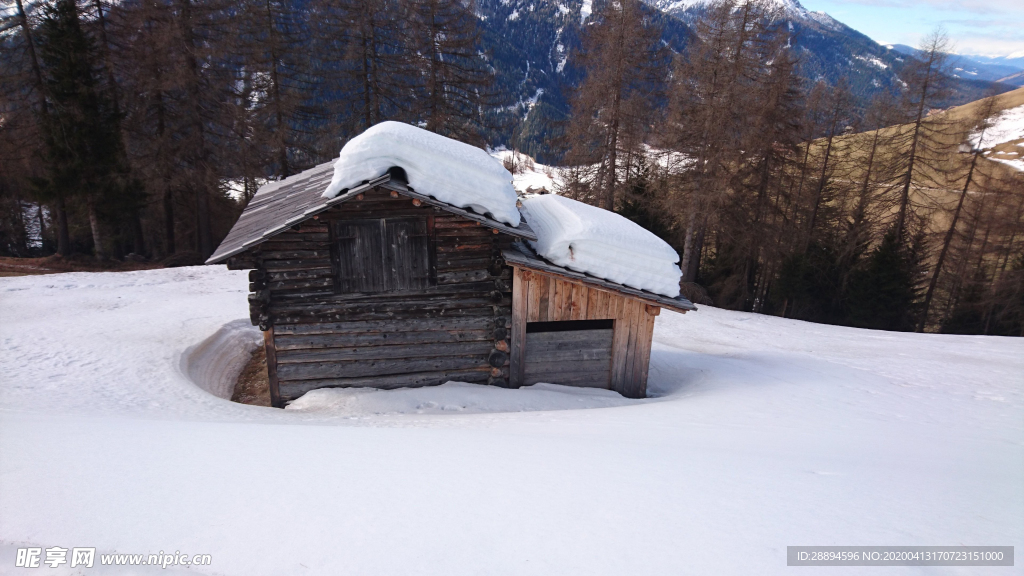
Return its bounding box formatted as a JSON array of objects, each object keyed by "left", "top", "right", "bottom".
[{"left": 502, "top": 242, "right": 696, "bottom": 314}]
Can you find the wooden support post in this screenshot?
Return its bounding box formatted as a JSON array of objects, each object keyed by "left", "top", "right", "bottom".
[
  {"left": 509, "top": 267, "right": 528, "bottom": 388},
  {"left": 264, "top": 327, "right": 282, "bottom": 408}
]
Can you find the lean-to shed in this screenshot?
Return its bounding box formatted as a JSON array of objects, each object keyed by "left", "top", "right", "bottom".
[{"left": 208, "top": 122, "right": 695, "bottom": 406}]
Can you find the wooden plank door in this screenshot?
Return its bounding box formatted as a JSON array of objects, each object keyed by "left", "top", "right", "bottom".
[{"left": 523, "top": 320, "right": 614, "bottom": 388}]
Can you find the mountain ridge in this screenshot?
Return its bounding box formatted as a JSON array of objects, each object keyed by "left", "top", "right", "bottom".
[{"left": 475, "top": 0, "right": 1013, "bottom": 155}]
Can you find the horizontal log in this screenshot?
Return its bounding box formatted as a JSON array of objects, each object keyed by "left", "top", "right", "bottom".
[
  {"left": 226, "top": 257, "right": 257, "bottom": 270},
  {"left": 257, "top": 249, "right": 331, "bottom": 260},
  {"left": 268, "top": 278, "right": 334, "bottom": 292},
  {"left": 525, "top": 329, "right": 615, "bottom": 347},
  {"left": 278, "top": 368, "right": 492, "bottom": 400},
  {"left": 433, "top": 218, "right": 480, "bottom": 229},
  {"left": 257, "top": 240, "right": 330, "bottom": 252},
  {"left": 261, "top": 258, "right": 333, "bottom": 271},
  {"left": 274, "top": 316, "right": 495, "bottom": 336},
  {"left": 434, "top": 228, "right": 495, "bottom": 239},
  {"left": 524, "top": 358, "right": 612, "bottom": 376},
  {"left": 522, "top": 372, "right": 612, "bottom": 388},
  {"left": 262, "top": 232, "right": 329, "bottom": 244},
  {"left": 276, "top": 340, "right": 494, "bottom": 364},
  {"left": 269, "top": 284, "right": 494, "bottom": 304},
  {"left": 525, "top": 347, "right": 613, "bottom": 363},
  {"left": 267, "top": 268, "right": 334, "bottom": 281},
  {"left": 437, "top": 270, "right": 490, "bottom": 284},
  {"left": 268, "top": 290, "right": 337, "bottom": 302},
  {"left": 268, "top": 297, "right": 496, "bottom": 314},
  {"left": 274, "top": 329, "right": 492, "bottom": 350},
  {"left": 277, "top": 356, "right": 493, "bottom": 381},
  {"left": 436, "top": 257, "right": 491, "bottom": 272},
  {"left": 488, "top": 349, "right": 508, "bottom": 368},
  {"left": 270, "top": 305, "right": 495, "bottom": 324},
  {"left": 437, "top": 243, "right": 491, "bottom": 254},
  {"left": 328, "top": 207, "right": 425, "bottom": 218}
]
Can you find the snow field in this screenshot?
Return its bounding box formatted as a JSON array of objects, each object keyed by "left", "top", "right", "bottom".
[
  {"left": 0, "top": 266, "right": 1021, "bottom": 575},
  {"left": 972, "top": 103, "right": 1024, "bottom": 172}
]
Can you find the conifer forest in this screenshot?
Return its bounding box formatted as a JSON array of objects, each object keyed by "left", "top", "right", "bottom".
[{"left": 2, "top": 0, "right": 1022, "bottom": 335}]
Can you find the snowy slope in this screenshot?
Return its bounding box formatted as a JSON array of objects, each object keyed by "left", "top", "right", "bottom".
[
  {"left": 1, "top": 267, "right": 1022, "bottom": 575},
  {"left": 490, "top": 149, "right": 562, "bottom": 193},
  {"left": 973, "top": 103, "right": 1024, "bottom": 172}
]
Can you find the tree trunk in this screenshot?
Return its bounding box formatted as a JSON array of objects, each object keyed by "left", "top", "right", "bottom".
[
  {"left": 805, "top": 130, "right": 836, "bottom": 250},
  {"left": 176, "top": 0, "right": 213, "bottom": 257},
  {"left": 264, "top": 0, "right": 289, "bottom": 178},
  {"left": 916, "top": 147, "right": 980, "bottom": 332},
  {"left": 679, "top": 210, "right": 700, "bottom": 282},
  {"left": 15, "top": 0, "right": 50, "bottom": 117},
  {"left": 164, "top": 187, "right": 176, "bottom": 255},
  {"left": 894, "top": 50, "right": 937, "bottom": 241},
  {"left": 88, "top": 201, "right": 107, "bottom": 260},
  {"left": 54, "top": 194, "right": 71, "bottom": 257}
]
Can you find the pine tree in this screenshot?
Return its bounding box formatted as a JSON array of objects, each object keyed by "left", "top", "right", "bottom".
[
  {"left": 845, "top": 228, "right": 924, "bottom": 331},
  {"left": 560, "top": 0, "right": 668, "bottom": 210},
  {"left": 668, "top": 0, "right": 777, "bottom": 282},
  {"left": 916, "top": 93, "right": 1000, "bottom": 331},
  {"left": 329, "top": 0, "right": 414, "bottom": 131},
  {"left": 407, "top": 0, "right": 495, "bottom": 144},
  {"left": 8, "top": 0, "right": 72, "bottom": 255},
  {"left": 33, "top": 0, "right": 140, "bottom": 260},
  {"left": 891, "top": 30, "right": 953, "bottom": 242}
]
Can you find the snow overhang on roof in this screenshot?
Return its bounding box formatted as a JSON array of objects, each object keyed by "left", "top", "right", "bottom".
[
  {"left": 322, "top": 122, "right": 522, "bottom": 227},
  {"left": 206, "top": 162, "right": 536, "bottom": 265},
  {"left": 502, "top": 243, "right": 696, "bottom": 314},
  {"left": 519, "top": 194, "right": 685, "bottom": 298}
]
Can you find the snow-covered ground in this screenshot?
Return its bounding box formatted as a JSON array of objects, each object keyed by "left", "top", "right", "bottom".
[
  {"left": 490, "top": 149, "right": 562, "bottom": 194},
  {"left": 973, "top": 103, "right": 1024, "bottom": 172},
  {"left": 1, "top": 267, "right": 1021, "bottom": 575}
]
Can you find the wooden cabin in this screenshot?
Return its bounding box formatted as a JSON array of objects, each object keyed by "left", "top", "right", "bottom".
[{"left": 208, "top": 163, "right": 695, "bottom": 407}]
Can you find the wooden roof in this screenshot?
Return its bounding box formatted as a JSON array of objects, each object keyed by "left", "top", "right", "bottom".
[
  {"left": 207, "top": 160, "right": 537, "bottom": 265},
  {"left": 502, "top": 243, "right": 696, "bottom": 314}
]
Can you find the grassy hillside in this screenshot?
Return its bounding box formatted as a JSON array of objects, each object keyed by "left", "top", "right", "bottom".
[{"left": 802, "top": 87, "right": 1024, "bottom": 229}]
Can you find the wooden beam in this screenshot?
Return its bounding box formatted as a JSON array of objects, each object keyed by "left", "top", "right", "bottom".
[
  {"left": 634, "top": 307, "right": 657, "bottom": 394},
  {"left": 264, "top": 327, "right": 282, "bottom": 408},
  {"left": 509, "top": 267, "right": 528, "bottom": 387}
]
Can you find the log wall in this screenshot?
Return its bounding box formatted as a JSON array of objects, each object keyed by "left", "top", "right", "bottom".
[
  {"left": 239, "top": 187, "right": 515, "bottom": 405},
  {"left": 509, "top": 267, "right": 659, "bottom": 398}
]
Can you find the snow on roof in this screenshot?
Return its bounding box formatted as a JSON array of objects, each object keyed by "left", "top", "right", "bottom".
[
  {"left": 323, "top": 122, "right": 521, "bottom": 226},
  {"left": 520, "top": 195, "right": 683, "bottom": 298}
]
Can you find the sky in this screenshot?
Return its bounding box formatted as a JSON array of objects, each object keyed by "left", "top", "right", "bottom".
[{"left": 799, "top": 0, "right": 1024, "bottom": 58}]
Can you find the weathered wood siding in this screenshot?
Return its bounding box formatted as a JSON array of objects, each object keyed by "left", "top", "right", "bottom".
[
  {"left": 523, "top": 328, "right": 614, "bottom": 388},
  {"left": 509, "top": 267, "right": 659, "bottom": 398},
  {"left": 242, "top": 187, "right": 514, "bottom": 405}
]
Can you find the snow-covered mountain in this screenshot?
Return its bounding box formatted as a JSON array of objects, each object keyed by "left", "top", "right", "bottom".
[
  {"left": 651, "top": 0, "right": 948, "bottom": 101},
  {"left": 475, "top": 0, "right": 1011, "bottom": 155},
  {"left": 476, "top": 0, "right": 693, "bottom": 160},
  {"left": 886, "top": 45, "right": 1024, "bottom": 88}
]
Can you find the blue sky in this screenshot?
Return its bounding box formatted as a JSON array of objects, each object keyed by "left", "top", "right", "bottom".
[{"left": 799, "top": 0, "right": 1024, "bottom": 57}]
